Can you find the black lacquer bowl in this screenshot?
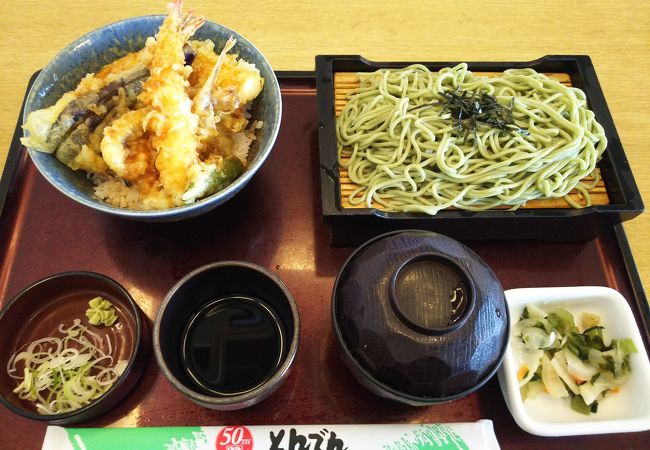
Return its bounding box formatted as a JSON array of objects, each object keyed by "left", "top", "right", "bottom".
[{"left": 332, "top": 230, "right": 509, "bottom": 405}]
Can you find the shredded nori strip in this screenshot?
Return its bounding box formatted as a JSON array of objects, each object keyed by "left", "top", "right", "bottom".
[{"left": 440, "top": 90, "right": 529, "bottom": 143}]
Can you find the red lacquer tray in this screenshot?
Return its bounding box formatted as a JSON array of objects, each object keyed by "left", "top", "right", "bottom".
[{"left": 0, "top": 74, "right": 649, "bottom": 449}]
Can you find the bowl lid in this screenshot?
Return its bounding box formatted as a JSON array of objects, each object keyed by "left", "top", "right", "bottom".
[{"left": 333, "top": 230, "right": 509, "bottom": 402}]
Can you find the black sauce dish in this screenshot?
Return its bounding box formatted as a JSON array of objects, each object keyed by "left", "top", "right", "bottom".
[
  {"left": 154, "top": 261, "right": 299, "bottom": 410},
  {"left": 332, "top": 230, "right": 509, "bottom": 406},
  {"left": 0, "top": 272, "right": 148, "bottom": 424}
]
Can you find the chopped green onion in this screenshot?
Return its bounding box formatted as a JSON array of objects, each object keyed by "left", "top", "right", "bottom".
[{"left": 7, "top": 319, "right": 126, "bottom": 415}]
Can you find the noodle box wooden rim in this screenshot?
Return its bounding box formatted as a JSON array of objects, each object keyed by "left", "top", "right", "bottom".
[{"left": 315, "top": 55, "right": 644, "bottom": 246}]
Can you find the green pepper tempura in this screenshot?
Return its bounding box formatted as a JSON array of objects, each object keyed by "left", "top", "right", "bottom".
[{"left": 85, "top": 296, "right": 118, "bottom": 327}]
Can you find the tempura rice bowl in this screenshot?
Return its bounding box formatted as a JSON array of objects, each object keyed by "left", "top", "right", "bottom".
[{"left": 23, "top": 15, "right": 281, "bottom": 221}]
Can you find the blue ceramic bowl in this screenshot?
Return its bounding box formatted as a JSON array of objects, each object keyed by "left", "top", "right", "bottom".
[{"left": 23, "top": 16, "right": 282, "bottom": 221}]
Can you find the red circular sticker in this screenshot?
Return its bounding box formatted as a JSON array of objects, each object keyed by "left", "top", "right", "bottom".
[{"left": 216, "top": 426, "right": 254, "bottom": 450}]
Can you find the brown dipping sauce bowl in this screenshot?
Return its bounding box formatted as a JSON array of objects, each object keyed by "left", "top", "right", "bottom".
[{"left": 0, "top": 271, "right": 148, "bottom": 424}]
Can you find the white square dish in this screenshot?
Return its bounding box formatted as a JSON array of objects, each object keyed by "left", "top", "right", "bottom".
[{"left": 497, "top": 286, "right": 650, "bottom": 436}]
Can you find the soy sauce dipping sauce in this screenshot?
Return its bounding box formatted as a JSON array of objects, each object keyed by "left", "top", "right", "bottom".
[{"left": 181, "top": 295, "right": 285, "bottom": 396}]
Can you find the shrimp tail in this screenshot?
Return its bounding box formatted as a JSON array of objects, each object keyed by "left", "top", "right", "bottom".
[
  {"left": 179, "top": 12, "right": 205, "bottom": 40},
  {"left": 167, "top": 0, "right": 204, "bottom": 40},
  {"left": 193, "top": 36, "right": 237, "bottom": 113}
]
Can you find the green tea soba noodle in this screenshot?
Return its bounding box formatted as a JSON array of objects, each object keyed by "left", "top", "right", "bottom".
[{"left": 336, "top": 64, "right": 607, "bottom": 213}]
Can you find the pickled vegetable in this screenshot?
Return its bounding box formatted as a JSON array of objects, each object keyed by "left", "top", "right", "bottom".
[{"left": 512, "top": 304, "right": 637, "bottom": 414}]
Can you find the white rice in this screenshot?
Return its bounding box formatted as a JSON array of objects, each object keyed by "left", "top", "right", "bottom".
[{"left": 93, "top": 176, "right": 145, "bottom": 209}]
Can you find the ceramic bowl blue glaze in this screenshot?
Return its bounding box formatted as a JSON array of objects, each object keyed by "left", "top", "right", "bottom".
[{"left": 23, "top": 15, "right": 282, "bottom": 221}]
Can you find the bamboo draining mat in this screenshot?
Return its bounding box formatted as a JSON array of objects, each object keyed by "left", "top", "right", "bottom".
[{"left": 334, "top": 71, "right": 608, "bottom": 210}]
